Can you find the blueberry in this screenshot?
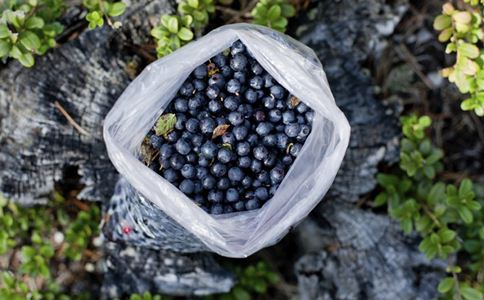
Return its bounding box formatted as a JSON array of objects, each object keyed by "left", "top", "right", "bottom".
[
  {"left": 224, "top": 205, "right": 234, "bottom": 214},
  {"left": 236, "top": 142, "right": 250, "bottom": 156},
  {"left": 174, "top": 98, "right": 188, "bottom": 112},
  {"left": 253, "top": 146, "right": 268, "bottom": 160},
  {"left": 269, "top": 185, "right": 278, "bottom": 196},
  {"left": 216, "top": 117, "right": 227, "bottom": 125},
  {"left": 297, "top": 115, "right": 305, "bottom": 124},
  {"left": 213, "top": 53, "right": 228, "bottom": 67},
  {"left": 191, "top": 134, "right": 204, "bottom": 147},
  {"left": 256, "top": 122, "right": 273, "bottom": 135},
  {"left": 198, "top": 156, "right": 210, "bottom": 167},
  {"left": 289, "top": 143, "right": 303, "bottom": 157},
  {"left": 247, "top": 134, "right": 258, "bottom": 146},
  {"left": 175, "top": 114, "right": 187, "bottom": 130},
  {"left": 208, "top": 99, "right": 223, "bottom": 113},
  {"left": 194, "top": 182, "right": 203, "bottom": 193},
  {"left": 181, "top": 164, "right": 196, "bottom": 179},
  {"left": 209, "top": 73, "right": 225, "bottom": 88},
  {"left": 193, "top": 194, "right": 205, "bottom": 204},
  {"left": 197, "top": 110, "right": 210, "bottom": 120},
  {"left": 305, "top": 110, "right": 315, "bottom": 123},
  {"left": 224, "top": 96, "right": 239, "bottom": 111},
  {"left": 254, "top": 110, "right": 266, "bottom": 122},
  {"left": 263, "top": 73, "right": 274, "bottom": 88},
  {"left": 238, "top": 156, "right": 252, "bottom": 168},
  {"left": 217, "top": 178, "right": 230, "bottom": 190},
  {"left": 237, "top": 104, "right": 253, "bottom": 117},
  {"left": 262, "top": 135, "right": 277, "bottom": 147},
  {"left": 233, "top": 71, "right": 246, "bottom": 84},
  {"left": 276, "top": 124, "right": 285, "bottom": 132},
  {"left": 228, "top": 167, "right": 244, "bottom": 182},
  {"left": 231, "top": 40, "right": 245, "bottom": 55},
  {"left": 255, "top": 187, "right": 269, "bottom": 201},
  {"left": 211, "top": 204, "right": 224, "bottom": 214},
  {"left": 251, "top": 62, "right": 263, "bottom": 75},
  {"left": 175, "top": 138, "right": 191, "bottom": 155},
  {"left": 249, "top": 76, "right": 263, "bottom": 89},
  {"left": 206, "top": 85, "right": 220, "bottom": 99},
  {"left": 179, "top": 82, "right": 194, "bottom": 97},
  {"left": 217, "top": 148, "right": 233, "bottom": 163},
  {"left": 221, "top": 132, "right": 236, "bottom": 144},
  {"left": 228, "top": 111, "right": 244, "bottom": 126},
  {"left": 211, "top": 162, "right": 227, "bottom": 176},
  {"left": 282, "top": 111, "right": 295, "bottom": 124},
  {"left": 185, "top": 118, "right": 200, "bottom": 133},
  {"left": 234, "top": 201, "right": 245, "bottom": 211},
  {"left": 201, "top": 141, "right": 218, "bottom": 159},
  {"left": 244, "top": 89, "right": 257, "bottom": 103},
  {"left": 220, "top": 65, "right": 233, "bottom": 77},
  {"left": 241, "top": 176, "right": 253, "bottom": 187},
  {"left": 186, "top": 153, "right": 197, "bottom": 163},
  {"left": 202, "top": 176, "right": 217, "bottom": 189},
  {"left": 200, "top": 117, "right": 216, "bottom": 135},
  {"left": 276, "top": 133, "right": 289, "bottom": 149},
  {"left": 193, "top": 79, "right": 206, "bottom": 91},
  {"left": 194, "top": 65, "right": 207, "bottom": 79},
  {"left": 170, "top": 154, "right": 186, "bottom": 170},
  {"left": 268, "top": 109, "right": 282, "bottom": 122},
  {"left": 196, "top": 167, "right": 209, "bottom": 179},
  {"left": 188, "top": 96, "right": 203, "bottom": 111},
  {"left": 244, "top": 190, "right": 255, "bottom": 199},
  {"left": 270, "top": 85, "right": 285, "bottom": 99},
  {"left": 245, "top": 199, "right": 260, "bottom": 210},
  {"left": 263, "top": 97, "right": 275, "bottom": 109},
  {"left": 162, "top": 168, "right": 178, "bottom": 183},
  {"left": 250, "top": 160, "right": 262, "bottom": 176},
  {"left": 159, "top": 157, "right": 169, "bottom": 169},
  {"left": 208, "top": 190, "right": 223, "bottom": 202},
  {"left": 256, "top": 90, "right": 264, "bottom": 100},
  {"left": 226, "top": 188, "right": 239, "bottom": 203},
  {"left": 230, "top": 54, "right": 248, "bottom": 71},
  {"left": 263, "top": 153, "right": 277, "bottom": 167},
  {"left": 285, "top": 123, "right": 301, "bottom": 137},
  {"left": 256, "top": 170, "right": 270, "bottom": 184},
  {"left": 282, "top": 155, "right": 293, "bottom": 165},
  {"left": 150, "top": 135, "right": 163, "bottom": 148},
  {"left": 233, "top": 126, "right": 248, "bottom": 141},
  {"left": 149, "top": 161, "right": 160, "bottom": 172},
  {"left": 252, "top": 179, "right": 262, "bottom": 188},
  {"left": 226, "top": 79, "right": 241, "bottom": 94},
  {"left": 297, "top": 124, "right": 311, "bottom": 141},
  {"left": 181, "top": 131, "right": 194, "bottom": 140},
  {"left": 270, "top": 166, "right": 285, "bottom": 184},
  {"left": 296, "top": 102, "right": 309, "bottom": 113},
  {"left": 165, "top": 130, "right": 179, "bottom": 143},
  {"left": 179, "top": 179, "right": 195, "bottom": 194}
]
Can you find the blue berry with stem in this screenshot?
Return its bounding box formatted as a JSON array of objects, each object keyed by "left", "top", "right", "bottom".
[
  {"left": 226, "top": 79, "right": 241, "bottom": 94},
  {"left": 206, "top": 85, "right": 220, "bottom": 99},
  {"left": 230, "top": 54, "right": 248, "bottom": 71},
  {"left": 270, "top": 85, "right": 285, "bottom": 99},
  {"left": 289, "top": 143, "right": 303, "bottom": 157}
]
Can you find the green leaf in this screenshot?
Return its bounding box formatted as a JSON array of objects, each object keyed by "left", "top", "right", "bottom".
[
  {"left": 267, "top": 5, "right": 281, "bottom": 21},
  {"left": 19, "top": 52, "right": 35, "bottom": 67},
  {"left": 437, "top": 277, "right": 454, "bottom": 293},
  {"left": 233, "top": 287, "right": 251, "bottom": 300},
  {"left": 25, "top": 16, "right": 44, "bottom": 29},
  {"left": 108, "top": 2, "right": 127, "bottom": 17},
  {"left": 281, "top": 4, "right": 296, "bottom": 17},
  {"left": 423, "top": 165, "right": 435, "bottom": 179},
  {"left": 155, "top": 113, "right": 177, "bottom": 136},
  {"left": 458, "top": 206, "right": 473, "bottom": 224},
  {"left": 461, "top": 286, "right": 483, "bottom": 300},
  {"left": 167, "top": 16, "right": 179, "bottom": 34},
  {"left": 19, "top": 31, "right": 41, "bottom": 51},
  {"left": 0, "top": 40, "right": 11, "bottom": 57},
  {"left": 187, "top": 0, "right": 199, "bottom": 8},
  {"left": 177, "top": 27, "right": 193, "bottom": 41},
  {"left": 458, "top": 179, "right": 473, "bottom": 196},
  {"left": 21, "top": 246, "right": 35, "bottom": 259},
  {"left": 439, "top": 229, "right": 456, "bottom": 243},
  {"left": 458, "top": 43, "right": 480, "bottom": 59},
  {"left": 0, "top": 24, "right": 11, "bottom": 38},
  {"left": 433, "top": 14, "right": 452, "bottom": 30}
]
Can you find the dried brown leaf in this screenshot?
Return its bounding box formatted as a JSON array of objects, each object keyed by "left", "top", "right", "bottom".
[{"left": 212, "top": 124, "right": 230, "bottom": 139}]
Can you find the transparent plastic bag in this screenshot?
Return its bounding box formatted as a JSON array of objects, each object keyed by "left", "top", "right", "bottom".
[{"left": 103, "top": 24, "right": 351, "bottom": 258}]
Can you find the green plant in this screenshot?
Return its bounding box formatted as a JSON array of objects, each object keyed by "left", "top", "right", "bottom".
[
  {"left": 0, "top": 0, "right": 64, "bottom": 67},
  {"left": 63, "top": 205, "right": 100, "bottom": 260},
  {"left": 374, "top": 114, "right": 483, "bottom": 300},
  {"left": 251, "top": 0, "right": 295, "bottom": 32},
  {"left": 129, "top": 291, "right": 165, "bottom": 300},
  {"left": 82, "top": 0, "right": 126, "bottom": 29},
  {"left": 434, "top": 2, "right": 484, "bottom": 116},
  {"left": 178, "top": 0, "right": 214, "bottom": 32},
  {"left": 151, "top": 15, "right": 194, "bottom": 57}
]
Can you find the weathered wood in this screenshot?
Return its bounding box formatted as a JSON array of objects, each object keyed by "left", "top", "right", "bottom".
[{"left": 293, "top": 1, "right": 445, "bottom": 299}]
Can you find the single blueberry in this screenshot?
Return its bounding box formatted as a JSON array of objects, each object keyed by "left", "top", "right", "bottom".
[
  {"left": 285, "top": 123, "right": 301, "bottom": 138},
  {"left": 150, "top": 135, "right": 163, "bottom": 149},
  {"left": 213, "top": 53, "right": 228, "bottom": 67},
  {"left": 233, "top": 71, "right": 246, "bottom": 84},
  {"left": 245, "top": 199, "right": 260, "bottom": 211},
  {"left": 186, "top": 153, "right": 197, "bottom": 163},
  {"left": 255, "top": 187, "right": 269, "bottom": 201},
  {"left": 179, "top": 82, "right": 194, "bottom": 97},
  {"left": 230, "top": 54, "right": 248, "bottom": 71},
  {"left": 233, "top": 126, "right": 248, "bottom": 141},
  {"left": 270, "top": 85, "right": 285, "bottom": 99},
  {"left": 244, "top": 88, "right": 258, "bottom": 103},
  {"left": 251, "top": 62, "right": 263, "bottom": 75},
  {"left": 263, "top": 153, "right": 277, "bottom": 167},
  {"left": 263, "top": 97, "right": 276, "bottom": 109},
  {"left": 196, "top": 167, "right": 209, "bottom": 179},
  {"left": 193, "top": 79, "right": 206, "bottom": 91},
  {"left": 209, "top": 73, "right": 225, "bottom": 88},
  {"left": 174, "top": 98, "right": 188, "bottom": 112},
  {"left": 228, "top": 167, "right": 244, "bottom": 182},
  {"left": 217, "top": 148, "right": 233, "bottom": 163},
  {"left": 296, "top": 102, "right": 309, "bottom": 113},
  {"left": 202, "top": 176, "right": 217, "bottom": 190},
  {"left": 208, "top": 190, "right": 224, "bottom": 203},
  {"left": 185, "top": 118, "right": 200, "bottom": 133},
  {"left": 175, "top": 114, "right": 187, "bottom": 130},
  {"left": 269, "top": 185, "right": 279, "bottom": 196},
  {"left": 217, "top": 177, "right": 230, "bottom": 190},
  {"left": 179, "top": 179, "right": 195, "bottom": 194},
  {"left": 216, "top": 117, "right": 227, "bottom": 125},
  {"left": 247, "top": 134, "right": 258, "bottom": 146},
  {"left": 253, "top": 146, "right": 268, "bottom": 161},
  {"left": 165, "top": 130, "right": 179, "bottom": 143},
  {"left": 256, "top": 122, "right": 273, "bottom": 136},
  {"left": 201, "top": 141, "right": 218, "bottom": 159},
  {"left": 289, "top": 143, "right": 303, "bottom": 157},
  {"left": 220, "top": 65, "right": 233, "bottom": 78},
  {"left": 206, "top": 85, "right": 220, "bottom": 99},
  {"left": 228, "top": 111, "right": 244, "bottom": 126},
  {"left": 188, "top": 96, "right": 203, "bottom": 111},
  {"left": 252, "top": 179, "right": 262, "bottom": 188},
  {"left": 236, "top": 142, "right": 250, "bottom": 156},
  {"left": 181, "top": 164, "right": 196, "bottom": 179},
  {"left": 268, "top": 109, "right": 282, "bottom": 123},
  {"left": 194, "top": 182, "right": 203, "bottom": 193},
  {"left": 282, "top": 155, "right": 293, "bottom": 165},
  {"left": 241, "top": 176, "right": 253, "bottom": 187},
  {"left": 263, "top": 73, "right": 274, "bottom": 88},
  {"left": 297, "top": 124, "right": 311, "bottom": 141},
  {"left": 210, "top": 204, "right": 224, "bottom": 214},
  {"left": 230, "top": 40, "right": 245, "bottom": 55},
  {"left": 249, "top": 76, "right": 263, "bottom": 89},
  {"left": 256, "top": 170, "right": 270, "bottom": 184},
  {"left": 275, "top": 100, "right": 285, "bottom": 109},
  {"left": 193, "top": 65, "right": 207, "bottom": 79},
  {"left": 262, "top": 135, "right": 277, "bottom": 147},
  {"left": 211, "top": 162, "right": 227, "bottom": 177},
  {"left": 221, "top": 132, "right": 236, "bottom": 145},
  {"left": 198, "top": 156, "right": 210, "bottom": 167},
  {"left": 200, "top": 117, "right": 216, "bottom": 135},
  {"left": 305, "top": 110, "right": 315, "bottom": 123},
  {"left": 238, "top": 156, "right": 252, "bottom": 169},
  {"left": 226, "top": 188, "right": 239, "bottom": 203},
  {"left": 297, "top": 115, "right": 305, "bottom": 124},
  {"left": 191, "top": 134, "right": 204, "bottom": 147},
  {"left": 162, "top": 168, "right": 178, "bottom": 183},
  {"left": 197, "top": 110, "right": 210, "bottom": 120},
  {"left": 237, "top": 104, "right": 253, "bottom": 117},
  {"left": 208, "top": 99, "right": 223, "bottom": 113},
  {"left": 226, "top": 79, "right": 241, "bottom": 94},
  {"left": 170, "top": 154, "right": 186, "bottom": 170},
  {"left": 270, "top": 166, "right": 285, "bottom": 184},
  {"left": 276, "top": 133, "right": 289, "bottom": 149},
  {"left": 234, "top": 201, "right": 245, "bottom": 211},
  {"left": 224, "top": 96, "right": 239, "bottom": 111}
]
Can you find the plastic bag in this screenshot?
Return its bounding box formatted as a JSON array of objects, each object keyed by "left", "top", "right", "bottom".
[{"left": 103, "top": 24, "right": 351, "bottom": 258}]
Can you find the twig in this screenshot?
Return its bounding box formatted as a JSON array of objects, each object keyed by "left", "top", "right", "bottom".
[
  {"left": 227, "top": 0, "right": 259, "bottom": 23},
  {"left": 54, "top": 101, "right": 90, "bottom": 136},
  {"left": 216, "top": 5, "right": 240, "bottom": 16},
  {"left": 396, "top": 44, "right": 435, "bottom": 90},
  {"left": 452, "top": 272, "right": 463, "bottom": 300}
]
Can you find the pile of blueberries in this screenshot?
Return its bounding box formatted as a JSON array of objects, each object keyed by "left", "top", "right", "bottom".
[{"left": 143, "top": 40, "right": 314, "bottom": 214}]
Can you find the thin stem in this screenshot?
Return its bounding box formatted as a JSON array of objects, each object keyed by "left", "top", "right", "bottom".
[{"left": 452, "top": 272, "right": 463, "bottom": 300}]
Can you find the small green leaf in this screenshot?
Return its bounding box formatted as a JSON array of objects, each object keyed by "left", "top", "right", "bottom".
[
  {"left": 0, "top": 40, "right": 11, "bottom": 57},
  {"left": 19, "top": 52, "right": 35, "bottom": 67},
  {"left": 0, "top": 24, "right": 11, "bottom": 38},
  {"left": 19, "top": 31, "right": 41, "bottom": 51},
  {"left": 177, "top": 27, "right": 193, "bottom": 41},
  {"left": 167, "top": 16, "right": 179, "bottom": 34},
  {"left": 433, "top": 15, "right": 452, "bottom": 30},
  {"left": 267, "top": 5, "right": 281, "bottom": 21},
  {"left": 108, "top": 2, "right": 127, "bottom": 17},
  {"left": 439, "top": 229, "right": 456, "bottom": 243},
  {"left": 25, "top": 16, "right": 44, "bottom": 29},
  {"left": 187, "top": 0, "right": 199, "bottom": 8},
  {"left": 281, "top": 4, "right": 296, "bottom": 17},
  {"left": 458, "top": 206, "right": 473, "bottom": 224},
  {"left": 458, "top": 43, "right": 480, "bottom": 59},
  {"left": 233, "top": 287, "right": 251, "bottom": 300},
  {"left": 437, "top": 277, "right": 454, "bottom": 293},
  {"left": 461, "top": 286, "right": 483, "bottom": 300},
  {"left": 155, "top": 113, "right": 177, "bottom": 136}
]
